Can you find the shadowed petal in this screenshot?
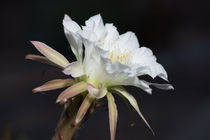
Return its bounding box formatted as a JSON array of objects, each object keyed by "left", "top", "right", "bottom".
[
  {"left": 75, "top": 94, "right": 94, "bottom": 123},
  {"left": 87, "top": 83, "right": 107, "bottom": 99},
  {"left": 30, "top": 41, "right": 69, "bottom": 68},
  {"left": 110, "top": 87, "right": 155, "bottom": 135},
  {"left": 151, "top": 83, "right": 174, "bottom": 90},
  {"left": 107, "top": 92, "right": 118, "bottom": 140},
  {"left": 25, "top": 54, "right": 62, "bottom": 68},
  {"left": 56, "top": 81, "right": 87, "bottom": 103},
  {"left": 141, "top": 80, "right": 174, "bottom": 91},
  {"left": 32, "top": 79, "right": 75, "bottom": 93}
]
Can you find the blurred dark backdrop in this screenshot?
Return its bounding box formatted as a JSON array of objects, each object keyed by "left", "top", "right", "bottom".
[{"left": 1, "top": 0, "right": 210, "bottom": 140}]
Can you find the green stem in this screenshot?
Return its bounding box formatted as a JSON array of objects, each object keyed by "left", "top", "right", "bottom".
[{"left": 51, "top": 95, "right": 95, "bottom": 140}]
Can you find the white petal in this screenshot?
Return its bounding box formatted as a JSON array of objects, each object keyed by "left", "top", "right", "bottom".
[
  {"left": 82, "top": 43, "right": 128, "bottom": 88},
  {"left": 82, "top": 41, "right": 109, "bottom": 78},
  {"left": 132, "top": 47, "right": 155, "bottom": 65},
  {"left": 78, "top": 29, "right": 98, "bottom": 42},
  {"left": 95, "top": 60, "right": 152, "bottom": 93},
  {"left": 63, "top": 14, "right": 81, "bottom": 33},
  {"left": 115, "top": 31, "right": 140, "bottom": 50},
  {"left": 85, "top": 14, "right": 103, "bottom": 27},
  {"left": 63, "top": 61, "right": 84, "bottom": 77},
  {"left": 82, "top": 41, "right": 166, "bottom": 94},
  {"left": 82, "top": 14, "right": 106, "bottom": 41},
  {"left": 84, "top": 53, "right": 108, "bottom": 85},
  {"left": 83, "top": 45, "right": 135, "bottom": 88},
  {"left": 153, "top": 63, "right": 168, "bottom": 81},
  {"left": 104, "top": 23, "right": 119, "bottom": 43},
  {"left": 132, "top": 47, "right": 168, "bottom": 81},
  {"left": 117, "top": 76, "right": 153, "bottom": 94},
  {"left": 63, "top": 14, "right": 83, "bottom": 62},
  {"left": 80, "top": 16, "right": 171, "bottom": 92}
]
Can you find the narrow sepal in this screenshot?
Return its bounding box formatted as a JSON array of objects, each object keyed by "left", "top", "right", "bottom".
[
  {"left": 32, "top": 79, "right": 75, "bottom": 93},
  {"left": 107, "top": 92, "right": 118, "bottom": 140},
  {"left": 75, "top": 94, "right": 94, "bottom": 123},
  {"left": 25, "top": 54, "right": 62, "bottom": 68},
  {"left": 30, "top": 41, "right": 69, "bottom": 68},
  {"left": 110, "top": 87, "right": 155, "bottom": 135},
  {"left": 56, "top": 81, "right": 87, "bottom": 103},
  {"left": 149, "top": 83, "right": 174, "bottom": 90}
]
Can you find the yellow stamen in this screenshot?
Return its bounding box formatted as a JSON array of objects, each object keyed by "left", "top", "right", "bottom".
[{"left": 109, "top": 49, "right": 131, "bottom": 64}]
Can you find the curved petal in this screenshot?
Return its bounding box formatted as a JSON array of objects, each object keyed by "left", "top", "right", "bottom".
[
  {"left": 82, "top": 42, "right": 156, "bottom": 95},
  {"left": 110, "top": 87, "right": 154, "bottom": 135},
  {"left": 83, "top": 44, "right": 134, "bottom": 89},
  {"left": 132, "top": 47, "right": 168, "bottom": 80},
  {"left": 82, "top": 43, "right": 109, "bottom": 85},
  {"left": 87, "top": 83, "right": 107, "bottom": 99},
  {"left": 78, "top": 29, "right": 98, "bottom": 42},
  {"left": 63, "top": 14, "right": 83, "bottom": 62},
  {"left": 152, "top": 63, "right": 168, "bottom": 81},
  {"left": 63, "top": 61, "right": 85, "bottom": 77},
  {"left": 104, "top": 24, "right": 119, "bottom": 42},
  {"left": 30, "top": 41, "right": 69, "bottom": 68},
  {"left": 63, "top": 14, "right": 81, "bottom": 33},
  {"left": 120, "top": 77, "right": 153, "bottom": 94},
  {"left": 115, "top": 31, "right": 140, "bottom": 50},
  {"left": 85, "top": 14, "right": 103, "bottom": 28},
  {"left": 80, "top": 15, "right": 172, "bottom": 95},
  {"left": 107, "top": 92, "right": 118, "bottom": 140},
  {"left": 82, "top": 43, "right": 137, "bottom": 90},
  {"left": 84, "top": 14, "right": 105, "bottom": 40}
]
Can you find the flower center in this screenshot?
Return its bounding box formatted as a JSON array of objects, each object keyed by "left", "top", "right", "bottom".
[
  {"left": 109, "top": 47, "right": 132, "bottom": 65},
  {"left": 98, "top": 38, "right": 132, "bottom": 65}
]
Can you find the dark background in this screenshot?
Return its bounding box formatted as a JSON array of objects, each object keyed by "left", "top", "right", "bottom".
[{"left": 1, "top": 0, "right": 210, "bottom": 140}]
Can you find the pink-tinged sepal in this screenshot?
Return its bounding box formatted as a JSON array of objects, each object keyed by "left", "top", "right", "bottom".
[
  {"left": 30, "top": 41, "right": 70, "bottom": 68},
  {"left": 110, "top": 86, "right": 155, "bottom": 135},
  {"left": 107, "top": 92, "right": 118, "bottom": 140},
  {"left": 32, "top": 79, "right": 75, "bottom": 93},
  {"left": 142, "top": 80, "right": 174, "bottom": 91},
  {"left": 25, "top": 54, "right": 62, "bottom": 68},
  {"left": 64, "top": 14, "right": 71, "bottom": 20},
  {"left": 75, "top": 94, "right": 95, "bottom": 123},
  {"left": 56, "top": 81, "right": 87, "bottom": 103},
  {"left": 150, "top": 83, "right": 174, "bottom": 90}
]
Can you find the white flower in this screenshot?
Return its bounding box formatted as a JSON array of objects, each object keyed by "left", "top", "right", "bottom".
[
  {"left": 63, "top": 14, "right": 173, "bottom": 95},
  {"left": 27, "top": 13, "right": 174, "bottom": 140}
]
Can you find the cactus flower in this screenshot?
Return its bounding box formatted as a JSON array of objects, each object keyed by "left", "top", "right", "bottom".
[{"left": 26, "top": 14, "right": 173, "bottom": 140}]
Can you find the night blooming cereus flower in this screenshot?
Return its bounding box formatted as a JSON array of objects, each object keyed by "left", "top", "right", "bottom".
[{"left": 26, "top": 14, "right": 174, "bottom": 140}]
